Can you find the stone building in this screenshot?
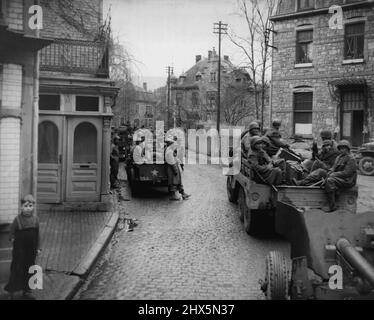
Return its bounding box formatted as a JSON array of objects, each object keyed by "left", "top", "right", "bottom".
[
  {"left": 36, "top": 0, "right": 118, "bottom": 206},
  {"left": 112, "top": 82, "right": 157, "bottom": 129},
  {"left": 270, "top": 0, "right": 374, "bottom": 146},
  {"left": 170, "top": 48, "right": 256, "bottom": 129},
  {"left": 0, "top": 0, "right": 51, "bottom": 226}
]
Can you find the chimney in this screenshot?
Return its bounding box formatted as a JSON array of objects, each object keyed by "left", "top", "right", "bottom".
[
  {"left": 143, "top": 82, "right": 147, "bottom": 91},
  {"left": 208, "top": 50, "right": 212, "bottom": 60},
  {"left": 195, "top": 55, "right": 202, "bottom": 63},
  {"left": 224, "top": 55, "right": 229, "bottom": 61}
]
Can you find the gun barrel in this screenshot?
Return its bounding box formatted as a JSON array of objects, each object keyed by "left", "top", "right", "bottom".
[{"left": 337, "top": 238, "right": 374, "bottom": 287}]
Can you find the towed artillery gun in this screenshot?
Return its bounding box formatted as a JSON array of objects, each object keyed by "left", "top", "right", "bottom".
[{"left": 226, "top": 138, "right": 374, "bottom": 299}]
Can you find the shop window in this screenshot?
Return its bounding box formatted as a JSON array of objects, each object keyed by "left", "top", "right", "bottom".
[
  {"left": 76, "top": 96, "right": 99, "bottom": 112},
  {"left": 294, "top": 92, "right": 313, "bottom": 135},
  {"left": 296, "top": 30, "right": 313, "bottom": 64},
  {"left": 344, "top": 22, "right": 365, "bottom": 59},
  {"left": 73, "top": 122, "right": 97, "bottom": 163},
  {"left": 39, "top": 95, "right": 60, "bottom": 111}
]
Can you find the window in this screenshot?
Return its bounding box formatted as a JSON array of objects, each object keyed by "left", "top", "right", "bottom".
[
  {"left": 73, "top": 122, "right": 97, "bottom": 163},
  {"left": 294, "top": 92, "right": 313, "bottom": 135},
  {"left": 39, "top": 95, "right": 60, "bottom": 111},
  {"left": 176, "top": 92, "right": 183, "bottom": 106},
  {"left": 0, "top": 0, "right": 5, "bottom": 19},
  {"left": 76, "top": 96, "right": 99, "bottom": 112},
  {"left": 207, "top": 92, "right": 216, "bottom": 110},
  {"left": 210, "top": 72, "right": 216, "bottom": 82},
  {"left": 296, "top": 30, "right": 313, "bottom": 63},
  {"left": 192, "top": 92, "right": 199, "bottom": 108},
  {"left": 344, "top": 22, "right": 365, "bottom": 59},
  {"left": 297, "top": 0, "right": 314, "bottom": 11}
]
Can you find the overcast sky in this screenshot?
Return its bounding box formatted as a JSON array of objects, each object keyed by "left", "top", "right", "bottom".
[{"left": 104, "top": 0, "right": 251, "bottom": 90}]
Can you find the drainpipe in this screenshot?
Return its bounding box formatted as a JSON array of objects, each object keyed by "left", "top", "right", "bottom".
[{"left": 32, "top": 51, "right": 40, "bottom": 211}]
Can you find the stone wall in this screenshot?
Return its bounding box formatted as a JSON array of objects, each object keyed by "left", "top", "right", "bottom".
[{"left": 270, "top": 4, "right": 374, "bottom": 141}]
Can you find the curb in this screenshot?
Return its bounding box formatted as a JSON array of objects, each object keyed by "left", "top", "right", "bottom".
[{"left": 72, "top": 211, "right": 119, "bottom": 277}]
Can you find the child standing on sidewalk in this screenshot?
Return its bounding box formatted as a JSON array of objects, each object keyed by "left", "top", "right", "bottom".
[{"left": 4, "top": 195, "right": 41, "bottom": 300}]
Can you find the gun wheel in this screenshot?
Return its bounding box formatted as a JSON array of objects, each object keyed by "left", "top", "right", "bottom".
[{"left": 264, "top": 251, "right": 290, "bottom": 300}]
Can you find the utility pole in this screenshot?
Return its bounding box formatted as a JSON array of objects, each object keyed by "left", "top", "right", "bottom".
[
  {"left": 165, "top": 66, "right": 174, "bottom": 130},
  {"left": 213, "top": 21, "right": 227, "bottom": 133}
]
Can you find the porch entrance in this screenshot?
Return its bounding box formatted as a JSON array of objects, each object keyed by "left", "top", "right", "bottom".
[{"left": 37, "top": 116, "right": 102, "bottom": 203}]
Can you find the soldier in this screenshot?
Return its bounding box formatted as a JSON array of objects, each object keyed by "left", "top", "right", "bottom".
[
  {"left": 132, "top": 135, "right": 146, "bottom": 165},
  {"left": 241, "top": 121, "right": 261, "bottom": 158},
  {"left": 165, "top": 137, "right": 191, "bottom": 201},
  {"left": 110, "top": 135, "right": 120, "bottom": 189},
  {"left": 264, "top": 119, "right": 290, "bottom": 157},
  {"left": 248, "top": 136, "right": 284, "bottom": 186},
  {"left": 322, "top": 140, "right": 357, "bottom": 212},
  {"left": 293, "top": 140, "right": 339, "bottom": 186}
]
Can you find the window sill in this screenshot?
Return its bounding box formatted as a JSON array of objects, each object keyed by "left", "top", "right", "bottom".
[
  {"left": 342, "top": 58, "right": 364, "bottom": 65},
  {"left": 294, "top": 63, "right": 313, "bottom": 68}
]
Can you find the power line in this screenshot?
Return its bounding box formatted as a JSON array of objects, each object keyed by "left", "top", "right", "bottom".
[{"left": 165, "top": 66, "right": 174, "bottom": 130}]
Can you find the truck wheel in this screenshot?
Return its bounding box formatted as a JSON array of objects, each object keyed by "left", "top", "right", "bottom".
[
  {"left": 243, "top": 205, "right": 255, "bottom": 235},
  {"left": 359, "top": 156, "right": 374, "bottom": 176},
  {"left": 227, "top": 176, "right": 238, "bottom": 203},
  {"left": 130, "top": 182, "right": 140, "bottom": 197},
  {"left": 237, "top": 187, "right": 246, "bottom": 223},
  {"left": 264, "top": 251, "right": 290, "bottom": 300}
]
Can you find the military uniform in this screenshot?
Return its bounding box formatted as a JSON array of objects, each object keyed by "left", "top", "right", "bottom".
[
  {"left": 110, "top": 137, "right": 120, "bottom": 188},
  {"left": 323, "top": 140, "right": 357, "bottom": 212},
  {"left": 248, "top": 136, "right": 283, "bottom": 186},
  {"left": 241, "top": 121, "right": 261, "bottom": 158}
]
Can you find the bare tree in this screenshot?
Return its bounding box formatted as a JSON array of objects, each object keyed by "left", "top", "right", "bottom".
[{"left": 228, "top": 0, "right": 277, "bottom": 126}]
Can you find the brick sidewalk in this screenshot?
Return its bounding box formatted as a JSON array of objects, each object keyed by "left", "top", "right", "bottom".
[{"left": 0, "top": 209, "right": 117, "bottom": 300}]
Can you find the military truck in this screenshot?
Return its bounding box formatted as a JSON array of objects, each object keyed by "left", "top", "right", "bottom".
[{"left": 125, "top": 137, "right": 169, "bottom": 197}]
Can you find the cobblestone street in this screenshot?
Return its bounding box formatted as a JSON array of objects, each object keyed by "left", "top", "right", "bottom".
[{"left": 75, "top": 164, "right": 289, "bottom": 300}]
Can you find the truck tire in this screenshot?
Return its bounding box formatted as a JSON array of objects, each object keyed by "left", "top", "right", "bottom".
[
  {"left": 358, "top": 156, "right": 374, "bottom": 176},
  {"left": 243, "top": 205, "right": 255, "bottom": 235},
  {"left": 237, "top": 187, "right": 246, "bottom": 223},
  {"left": 227, "top": 176, "right": 238, "bottom": 203},
  {"left": 264, "top": 251, "right": 290, "bottom": 300}
]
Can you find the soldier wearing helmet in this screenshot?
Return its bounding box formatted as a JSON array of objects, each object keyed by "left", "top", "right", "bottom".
[
  {"left": 241, "top": 121, "right": 261, "bottom": 158},
  {"left": 322, "top": 140, "right": 357, "bottom": 212},
  {"left": 247, "top": 136, "right": 284, "bottom": 186},
  {"left": 294, "top": 139, "right": 339, "bottom": 186},
  {"left": 264, "top": 119, "right": 290, "bottom": 157}
]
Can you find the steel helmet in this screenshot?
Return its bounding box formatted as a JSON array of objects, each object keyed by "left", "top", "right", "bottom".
[
  {"left": 337, "top": 140, "right": 351, "bottom": 150},
  {"left": 320, "top": 130, "right": 332, "bottom": 140},
  {"left": 250, "top": 136, "right": 263, "bottom": 148},
  {"left": 272, "top": 119, "right": 282, "bottom": 127},
  {"left": 249, "top": 121, "right": 260, "bottom": 132}
]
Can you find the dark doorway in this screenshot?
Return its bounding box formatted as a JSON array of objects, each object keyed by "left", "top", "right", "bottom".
[{"left": 352, "top": 110, "right": 364, "bottom": 147}]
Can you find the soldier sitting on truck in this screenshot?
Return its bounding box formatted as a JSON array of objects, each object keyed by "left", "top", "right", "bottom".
[
  {"left": 264, "top": 119, "right": 290, "bottom": 157},
  {"left": 165, "top": 137, "right": 191, "bottom": 201},
  {"left": 247, "top": 136, "right": 284, "bottom": 186},
  {"left": 322, "top": 140, "right": 357, "bottom": 212},
  {"left": 241, "top": 121, "right": 262, "bottom": 158},
  {"left": 132, "top": 135, "right": 146, "bottom": 165},
  {"left": 302, "top": 129, "right": 338, "bottom": 173},
  {"left": 293, "top": 139, "right": 339, "bottom": 186}
]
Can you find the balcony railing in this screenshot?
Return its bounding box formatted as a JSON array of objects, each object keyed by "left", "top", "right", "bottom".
[{"left": 40, "top": 39, "right": 109, "bottom": 77}]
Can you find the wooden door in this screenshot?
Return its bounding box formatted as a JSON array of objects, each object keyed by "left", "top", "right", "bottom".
[
  {"left": 37, "top": 116, "right": 63, "bottom": 203},
  {"left": 66, "top": 118, "right": 102, "bottom": 201}
]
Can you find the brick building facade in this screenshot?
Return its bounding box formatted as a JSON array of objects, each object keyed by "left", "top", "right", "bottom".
[
  {"left": 270, "top": 0, "right": 374, "bottom": 146},
  {"left": 0, "top": 0, "right": 51, "bottom": 225}
]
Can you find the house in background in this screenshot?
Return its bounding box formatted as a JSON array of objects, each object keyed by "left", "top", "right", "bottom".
[
  {"left": 270, "top": 0, "right": 374, "bottom": 146},
  {"left": 37, "top": 0, "right": 118, "bottom": 207},
  {"left": 112, "top": 81, "right": 157, "bottom": 130},
  {"left": 169, "top": 48, "right": 259, "bottom": 129}
]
